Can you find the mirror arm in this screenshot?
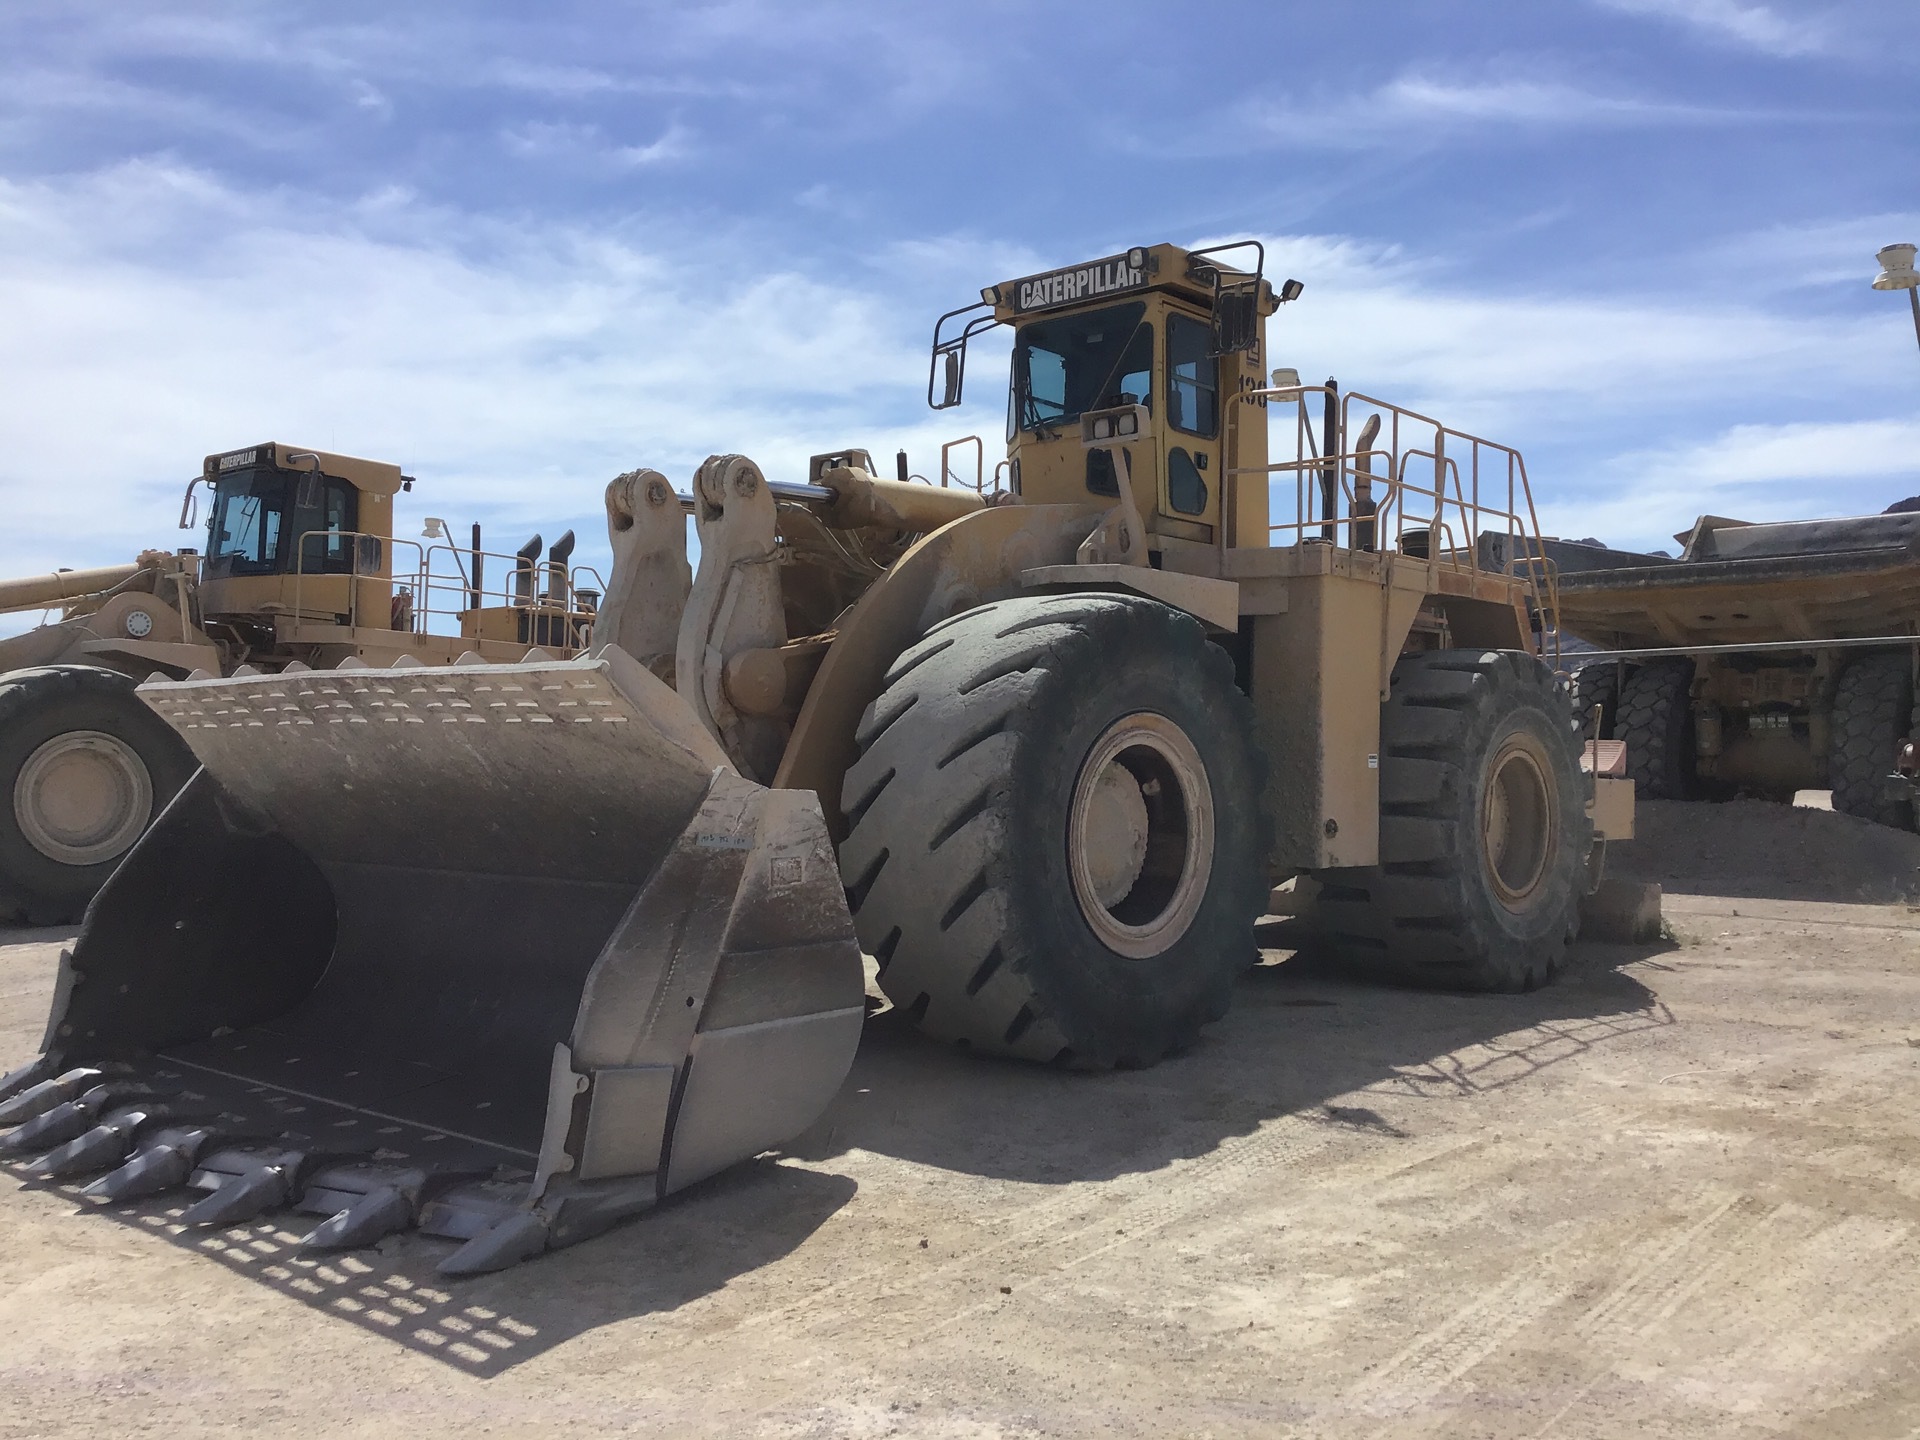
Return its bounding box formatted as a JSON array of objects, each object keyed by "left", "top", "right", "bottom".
[{"left": 927, "top": 302, "right": 1002, "bottom": 412}]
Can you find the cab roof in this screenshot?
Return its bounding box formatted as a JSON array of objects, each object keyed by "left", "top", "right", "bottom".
[{"left": 202, "top": 442, "right": 406, "bottom": 496}]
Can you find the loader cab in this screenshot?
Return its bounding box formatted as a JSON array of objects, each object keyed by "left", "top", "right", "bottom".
[
  {"left": 194, "top": 443, "right": 405, "bottom": 629},
  {"left": 932, "top": 242, "right": 1290, "bottom": 551}
]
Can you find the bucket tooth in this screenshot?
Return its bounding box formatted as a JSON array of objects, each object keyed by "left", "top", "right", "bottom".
[
  {"left": 0, "top": 1083, "right": 161, "bottom": 1153},
  {"left": 0, "top": 1055, "right": 62, "bottom": 1105},
  {"left": 0, "top": 1068, "right": 109, "bottom": 1127},
  {"left": 298, "top": 1185, "right": 414, "bottom": 1253},
  {"left": 179, "top": 1146, "right": 333, "bottom": 1227},
  {"left": 438, "top": 1210, "right": 550, "bottom": 1276},
  {"left": 179, "top": 1166, "right": 293, "bottom": 1227},
  {"left": 83, "top": 1127, "right": 217, "bottom": 1202},
  {"left": 31, "top": 1107, "right": 165, "bottom": 1178}
]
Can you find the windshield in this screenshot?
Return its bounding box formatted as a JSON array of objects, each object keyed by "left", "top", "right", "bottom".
[
  {"left": 1009, "top": 301, "right": 1151, "bottom": 438},
  {"left": 208, "top": 472, "right": 288, "bottom": 576},
  {"left": 206, "top": 468, "right": 360, "bottom": 578}
]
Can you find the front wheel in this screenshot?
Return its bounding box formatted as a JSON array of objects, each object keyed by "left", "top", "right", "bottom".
[
  {"left": 838, "top": 594, "right": 1269, "bottom": 1068},
  {"left": 0, "top": 666, "right": 198, "bottom": 925}
]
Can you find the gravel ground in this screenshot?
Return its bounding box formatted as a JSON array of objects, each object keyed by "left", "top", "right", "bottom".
[{"left": 4, "top": 801, "right": 1920, "bottom": 1437}]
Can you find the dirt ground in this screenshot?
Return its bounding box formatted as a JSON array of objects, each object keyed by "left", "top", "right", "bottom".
[{"left": 5, "top": 799, "right": 1920, "bottom": 1437}]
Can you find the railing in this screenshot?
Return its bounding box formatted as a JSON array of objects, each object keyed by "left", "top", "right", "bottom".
[
  {"left": 290, "top": 531, "right": 604, "bottom": 656},
  {"left": 1234, "top": 385, "right": 1561, "bottom": 654},
  {"left": 940, "top": 435, "right": 985, "bottom": 492}
]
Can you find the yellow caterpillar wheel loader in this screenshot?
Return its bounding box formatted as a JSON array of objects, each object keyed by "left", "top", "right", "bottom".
[
  {"left": 0, "top": 444, "right": 603, "bottom": 923},
  {"left": 1, "top": 242, "right": 1631, "bottom": 1273}
]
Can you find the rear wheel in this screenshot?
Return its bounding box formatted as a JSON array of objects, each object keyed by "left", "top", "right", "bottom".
[
  {"left": 0, "top": 666, "right": 197, "bottom": 925},
  {"left": 1616, "top": 658, "right": 1695, "bottom": 800},
  {"left": 1831, "top": 651, "right": 1913, "bottom": 829},
  {"left": 1314, "top": 649, "right": 1589, "bottom": 991},
  {"left": 839, "top": 594, "right": 1268, "bottom": 1067},
  {"left": 1568, "top": 663, "right": 1618, "bottom": 741}
]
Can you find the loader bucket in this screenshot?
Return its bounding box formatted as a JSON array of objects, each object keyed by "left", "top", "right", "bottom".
[{"left": 0, "top": 647, "right": 864, "bottom": 1274}]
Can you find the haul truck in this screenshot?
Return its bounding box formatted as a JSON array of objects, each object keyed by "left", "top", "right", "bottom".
[
  {"left": 0, "top": 242, "right": 1629, "bottom": 1273},
  {"left": 1539, "top": 508, "right": 1920, "bottom": 827},
  {"left": 0, "top": 444, "right": 601, "bottom": 922}
]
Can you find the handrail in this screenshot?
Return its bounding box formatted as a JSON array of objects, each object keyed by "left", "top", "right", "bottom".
[
  {"left": 1231, "top": 383, "right": 1561, "bottom": 652},
  {"left": 940, "top": 435, "right": 985, "bottom": 492},
  {"left": 291, "top": 530, "right": 596, "bottom": 655}
]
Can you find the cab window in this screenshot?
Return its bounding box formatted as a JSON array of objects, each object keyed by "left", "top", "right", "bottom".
[
  {"left": 1167, "top": 312, "right": 1219, "bottom": 438},
  {"left": 208, "top": 472, "right": 288, "bottom": 576},
  {"left": 206, "top": 468, "right": 359, "bottom": 576},
  {"left": 1010, "top": 301, "right": 1153, "bottom": 439},
  {"left": 298, "top": 478, "right": 359, "bottom": 574}
]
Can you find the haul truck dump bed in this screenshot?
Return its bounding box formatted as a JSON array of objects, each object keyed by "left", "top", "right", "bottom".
[{"left": 1550, "top": 508, "right": 1920, "bottom": 824}]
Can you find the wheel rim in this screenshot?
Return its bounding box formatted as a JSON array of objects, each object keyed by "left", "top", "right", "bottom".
[
  {"left": 13, "top": 730, "right": 154, "bottom": 867},
  {"left": 1481, "top": 733, "right": 1556, "bottom": 910},
  {"left": 1067, "top": 712, "right": 1214, "bottom": 959}
]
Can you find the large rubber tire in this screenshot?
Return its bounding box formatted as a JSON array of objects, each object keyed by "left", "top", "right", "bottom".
[
  {"left": 0, "top": 666, "right": 197, "bottom": 925},
  {"left": 1568, "top": 663, "right": 1619, "bottom": 741},
  {"left": 1616, "top": 658, "right": 1695, "bottom": 800},
  {"left": 1830, "top": 651, "right": 1913, "bottom": 829},
  {"left": 1314, "top": 649, "right": 1590, "bottom": 992},
  {"left": 839, "top": 594, "right": 1268, "bottom": 1068}
]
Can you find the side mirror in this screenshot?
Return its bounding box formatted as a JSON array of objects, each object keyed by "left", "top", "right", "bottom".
[
  {"left": 1213, "top": 286, "right": 1260, "bottom": 355},
  {"left": 287, "top": 452, "right": 323, "bottom": 511},
  {"left": 179, "top": 477, "right": 203, "bottom": 531},
  {"left": 941, "top": 348, "right": 963, "bottom": 409}
]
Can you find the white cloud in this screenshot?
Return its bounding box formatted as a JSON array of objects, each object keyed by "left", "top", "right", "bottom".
[
  {"left": 1239, "top": 67, "right": 1757, "bottom": 149},
  {"left": 1, "top": 161, "right": 1911, "bottom": 646},
  {"left": 1545, "top": 418, "right": 1920, "bottom": 542},
  {"left": 1592, "top": 0, "right": 1833, "bottom": 57},
  {"left": 1215, "top": 231, "right": 1913, "bottom": 547},
  {"left": 500, "top": 119, "right": 691, "bottom": 168},
  {"left": 613, "top": 121, "right": 692, "bottom": 167},
  {"left": 1240, "top": 232, "right": 1884, "bottom": 414},
  {"left": 0, "top": 160, "right": 1000, "bottom": 636},
  {"left": 1697, "top": 212, "right": 1920, "bottom": 290}
]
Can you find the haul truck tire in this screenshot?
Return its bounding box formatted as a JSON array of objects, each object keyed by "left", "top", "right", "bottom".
[
  {"left": 0, "top": 666, "right": 197, "bottom": 925},
  {"left": 1615, "top": 657, "right": 1695, "bottom": 800},
  {"left": 1316, "top": 650, "right": 1590, "bottom": 992},
  {"left": 840, "top": 594, "right": 1268, "bottom": 1068},
  {"left": 1831, "top": 651, "right": 1913, "bottom": 829},
  {"left": 1568, "top": 662, "right": 1618, "bottom": 741}
]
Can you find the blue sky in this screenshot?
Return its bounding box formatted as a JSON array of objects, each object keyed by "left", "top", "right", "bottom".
[{"left": 2, "top": 0, "right": 1916, "bottom": 619}]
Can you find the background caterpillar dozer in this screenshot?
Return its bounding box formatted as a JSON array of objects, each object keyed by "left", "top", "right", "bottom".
[
  {"left": 0, "top": 444, "right": 605, "bottom": 923},
  {"left": 2, "top": 241, "right": 1632, "bottom": 1272}
]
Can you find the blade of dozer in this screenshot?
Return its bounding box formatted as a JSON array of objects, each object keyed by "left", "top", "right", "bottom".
[{"left": 0, "top": 645, "right": 864, "bottom": 1274}]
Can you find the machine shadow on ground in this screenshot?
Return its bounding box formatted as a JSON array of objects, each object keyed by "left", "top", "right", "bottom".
[
  {"left": 784, "top": 927, "right": 1678, "bottom": 1187},
  {"left": 4, "top": 925, "right": 1673, "bottom": 1378},
  {"left": 11, "top": 1156, "right": 856, "bottom": 1379}
]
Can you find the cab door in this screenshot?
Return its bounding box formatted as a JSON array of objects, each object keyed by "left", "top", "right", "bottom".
[{"left": 1158, "top": 307, "right": 1222, "bottom": 541}]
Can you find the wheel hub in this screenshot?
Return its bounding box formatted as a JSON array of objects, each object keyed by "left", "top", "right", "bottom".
[
  {"left": 1067, "top": 712, "right": 1214, "bottom": 958},
  {"left": 13, "top": 730, "right": 154, "bottom": 867},
  {"left": 1481, "top": 734, "right": 1555, "bottom": 909}
]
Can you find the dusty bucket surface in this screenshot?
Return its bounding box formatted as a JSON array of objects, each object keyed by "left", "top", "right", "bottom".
[{"left": 0, "top": 645, "right": 864, "bottom": 1273}]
